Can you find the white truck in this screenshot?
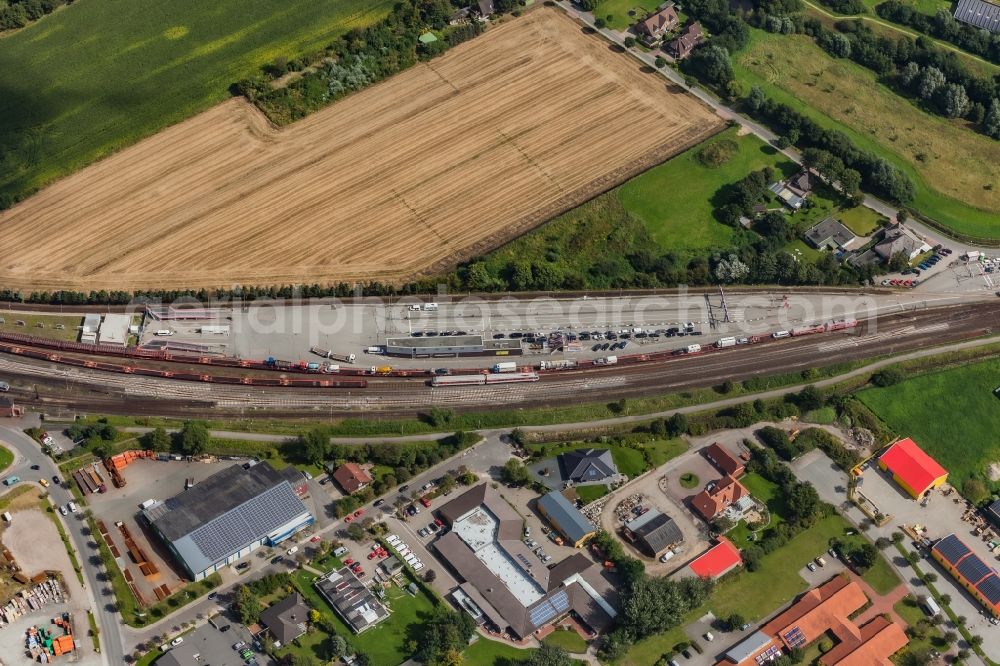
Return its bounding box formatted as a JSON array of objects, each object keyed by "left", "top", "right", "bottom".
[
  {"left": 365, "top": 346, "right": 384, "bottom": 354},
  {"left": 594, "top": 355, "right": 618, "bottom": 365},
  {"left": 685, "top": 344, "right": 702, "bottom": 354},
  {"left": 492, "top": 361, "right": 517, "bottom": 373},
  {"left": 715, "top": 337, "right": 736, "bottom": 348},
  {"left": 328, "top": 352, "right": 356, "bottom": 364},
  {"left": 772, "top": 330, "right": 790, "bottom": 339},
  {"left": 155, "top": 330, "right": 173, "bottom": 337}
]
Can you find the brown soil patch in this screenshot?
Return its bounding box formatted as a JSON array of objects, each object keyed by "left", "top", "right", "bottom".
[{"left": 0, "top": 8, "right": 721, "bottom": 292}]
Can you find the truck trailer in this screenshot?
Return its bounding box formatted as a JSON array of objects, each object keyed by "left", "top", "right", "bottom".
[
  {"left": 329, "top": 352, "right": 356, "bottom": 364},
  {"left": 492, "top": 361, "right": 517, "bottom": 373}
]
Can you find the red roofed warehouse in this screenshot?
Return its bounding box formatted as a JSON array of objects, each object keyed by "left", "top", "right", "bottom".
[
  {"left": 878, "top": 438, "right": 948, "bottom": 499},
  {"left": 689, "top": 537, "right": 742, "bottom": 579},
  {"left": 332, "top": 463, "right": 373, "bottom": 494},
  {"left": 691, "top": 475, "right": 749, "bottom": 522}
]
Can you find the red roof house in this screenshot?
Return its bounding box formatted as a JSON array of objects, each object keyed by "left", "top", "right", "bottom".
[
  {"left": 691, "top": 475, "right": 748, "bottom": 521},
  {"left": 877, "top": 438, "right": 948, "bottom": 499},
  {"left": 332, "top": 463, "right": 373, "bottom": 494},
  {"left": 689, "top": 537, "right": 741, "bottom": 579},
  {"left": 704, "top": 443, "right": 745, "bottom": 478}
]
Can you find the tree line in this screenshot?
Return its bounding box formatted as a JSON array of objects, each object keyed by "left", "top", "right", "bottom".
[
  {"left": 808, "top": 18, "right": 1000, "bottom": 139},
  {"left": 236, "top": 0, "right": 488, "bottom": 125},
  {"left": 876, "top": 2, "right": 1000, "bottom": 68},
  {"left": 0, "top": 0, "right": 68, "bottom": 32}
]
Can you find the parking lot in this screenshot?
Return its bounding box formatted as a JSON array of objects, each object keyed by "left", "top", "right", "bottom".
[
  {"left": 125, "top": 291, "right": 942, "bottom": 372},
  {"left": 157, "top": 621, "right": 251, "bottom": 666},
  {"left": 83, "top": 457, "right": 233, "bottom": 601}
]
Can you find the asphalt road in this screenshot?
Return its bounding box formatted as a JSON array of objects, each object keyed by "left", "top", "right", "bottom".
[{"left": 0, "top": 421, "right": 120, "bottom": 666}]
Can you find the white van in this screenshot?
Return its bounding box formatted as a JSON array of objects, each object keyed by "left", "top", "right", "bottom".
[{"left": 286, "top": 546, "right": 299, "bottom": 556}]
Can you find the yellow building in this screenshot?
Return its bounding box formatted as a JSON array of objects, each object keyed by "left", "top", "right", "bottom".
[{"left": 877, "top": 438, "right": 948, "bottom": 499}]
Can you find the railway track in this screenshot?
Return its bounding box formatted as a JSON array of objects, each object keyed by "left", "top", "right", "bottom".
[{"left": 1, "top": 302, "right": 997, "bottom": 417}]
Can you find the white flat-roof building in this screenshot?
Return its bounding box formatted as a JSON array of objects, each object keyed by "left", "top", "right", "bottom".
[{"left": 98, "top": 313, "right": 131, "bottom": 346}]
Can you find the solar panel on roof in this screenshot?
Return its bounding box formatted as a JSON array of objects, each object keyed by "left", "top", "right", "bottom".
[
  {"left": 188, "top": 483, "right": 306, "bottom": 561},
  {"left": 935, "top": 535, "right": 972, "bottom": 564},
  {"left": 783, "top": 627, "right": 806, "bottom": 648},
  {"left": 954, "top": 0, "right": 1000, "bottom": 31},
  {"left": 529, "top": 590, "right": 569, "bottom": 627},
  {"left": 978, "top": 574, "right": 1000, "bottom": 605},
  {"left": 957, "top": 554, "right": 992, "bottom": 584}
]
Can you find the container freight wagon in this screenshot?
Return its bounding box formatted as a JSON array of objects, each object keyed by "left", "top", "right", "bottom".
[{"left": 492, "top": 361, "right": 518, "bottom": 373}]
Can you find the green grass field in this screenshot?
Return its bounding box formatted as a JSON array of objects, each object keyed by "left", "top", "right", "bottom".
[
  {"left": 0, "top": 0, "right": 390, "bottom": 203},
  {"left": 0, "top": 313, "right": 82, "bottom": 343},
  {"left": 617, "top": 128, "right": 798, "bottom": 251},
  {"left": 734, "top": 30, "right": 1000, "bottom": 241},
  {"left": 542, "top": 629, "right": 589, "bottom": 653},
  {"left": 465, "top": 636, "right": 537, "bottom": 664},
  {"left": 0, "top": 445, "right": 13, "bottom": 474},
  {"left": 836, "top": 206, "right": 886, "bottom": 236},
  {"left": 594, "top": 0, "right": 662, "bottom": 28},
  {"left": 858, "top": 357, "right": 1000, "bottom": 490},
  {"left": 287, "top": 569, "right": 437, "bottom": 665},
  {"left": 576, "top": 484, "right": 610, "bottom": 503}
]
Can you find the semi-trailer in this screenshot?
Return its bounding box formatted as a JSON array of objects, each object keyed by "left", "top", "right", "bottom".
[
  {"left": 329, "top": 352, "right": 356, "bottom": 364},
  {"left": 594, "top": 355, "right": 618, "bottom": 365},
  {"left": 715, "top": 337, "right": 736, "bottom": 348},
  {"left": 492, "top": 361, "right": 517, "bottom": 373},
  {"left": 310, "top": 346, "right": 332, "bottom": 358}
]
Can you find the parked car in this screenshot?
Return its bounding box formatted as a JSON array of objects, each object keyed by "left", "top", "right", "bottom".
[{"left": 806, "top": 562, "right": 818, "bottom": 572}]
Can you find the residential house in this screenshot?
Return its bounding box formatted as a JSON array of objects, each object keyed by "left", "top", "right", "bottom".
[
  {"left": 557, "top": 448, "right": 619, "bottom": 485},
  {"left": 332, "top": 462, "right": 373, "bottom": 494},
  {"left": 636, "top": 3, "right": 679, "bottom": 41},
  {"left": 259, "top": 592, "right": 311, "bottom": 646},
  {"left": 873, "top": 224, "right": 930, "bottom": 262},
  {"left": 622, "top": 509, "right": 683, "bottom": 558},
  {"left": 703, "top": 443, "right": 745, "bottom": 479},
  {"left": 665, "top": 22, "right": 704, "bottom": 59},
  {"left": 477, "top": 0, "right": 494, "bottom": 18},
  {"left": 691, "top": 475, "right": 749, "bottom": 522},
  {"left": 804, "top": 217, "right": 860, "bottom": 252}
]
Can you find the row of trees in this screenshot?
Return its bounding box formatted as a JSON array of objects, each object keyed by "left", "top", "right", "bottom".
[
  {"left": 0, "top": 0, "right": 67, "bottom": 32},
  {"left": 875, "top": 2, "right": 1000, "bottom": 67},
  {"left": 239, "top": 0, "right": 487, "bottom": 124},
  {"left": 809, "top": 19, "right": 1000, "bottom": 139}
]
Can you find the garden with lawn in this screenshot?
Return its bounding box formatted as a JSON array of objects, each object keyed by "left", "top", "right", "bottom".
[
  {"left": 542, "top": 627, "right": 590, "bottom": 653},
  {"left": 464, "top": 636, "right": 537, "bottom": 664},
  {"left": 858, "top": 356, "right": 1000, "bottom": 491},
  {"left": 283, "top": 568, "right": 438, "bottom": 665},
  {"left": 532, "top": 437, "right": 688, "bottom": 480}
]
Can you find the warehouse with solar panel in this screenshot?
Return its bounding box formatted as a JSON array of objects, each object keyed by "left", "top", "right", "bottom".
[{"left": 142, "top": 461, "right": 314, "bottom": 581}]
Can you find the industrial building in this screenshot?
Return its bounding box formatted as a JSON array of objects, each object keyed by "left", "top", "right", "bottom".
[
  {"left": 931, "top": 533, "right": 1000, "bottom": 618},
  {"left": 877, "top": 437, "right": 948, "bottom": 499},
  {"left": 98, "top": 313, "right": 132, "bottom": 346},
  {"left": 315, "top": 567, "right": 390, "bottom": 633},
  {"left": 434, "top": 484, "right": 616, "bottom": 639},
  {"left": 717, "top": 576, "right": 908, "bottom": 666},
  {"left": 384, "top": 334, "right": 522, "bottom": 358},
  {"left": 143, "top": 462, "right": 313, "bottom": 581},
  {"left": 622, "top": 509, "right": 683, "bottom": 558},
  {"left": 537, "top": 491, "right": 597, "bottom": 547}
]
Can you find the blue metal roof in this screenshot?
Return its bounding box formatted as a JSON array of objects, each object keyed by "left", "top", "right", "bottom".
[{"left": 538, "top": 492, "right": 595, "bottom": 544}]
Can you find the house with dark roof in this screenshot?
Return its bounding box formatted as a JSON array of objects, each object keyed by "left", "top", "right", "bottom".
[
  {"left": 877, "top": 437, "right": 948, "bottom": 499},
  {"left": 143, "top": 462, "right": 313, "bottom": 580},
  {"left": 332, "top": 462, "right": 373, "bottom": 494},
  {"left": 873, "top": 224, "right": 930, "bottom": 262},
  {"left": 557, "top": 448, "right": 618, "bottom": 485},
  {"left": 665, "top": 22, "right": 704, "bottom": 59},
  {"left": 538, "top": 491, "right": 597, "bottom": 547},
  {"left": 636, "top": 3, "right": 679, "bottom": 41},
  {"left": 477, "top": 0, "right": 495, "bottom": 17},
  {"left": 259, "top": 592, "right": 311, "bottom": 646},
  {"left": 716, "top": 576, "right": 908, "bottom": 665},
  {"left": 703, "top": 443, "right": 745, "bottom": 479},
  {"left": 954, "top": 0, "right": 1000, "bottom": 32},
  {"left": 622, "top": 509, "right": 683, "bottom": 558},
  {"left": 691, "top": 475, "right": 749, "bottom": 522},
  {"left": 433, "top": 484, "right": 616, "bottom": 639},
  {"left": 804, "top": 217, "right": 860, "bottom": 252}
]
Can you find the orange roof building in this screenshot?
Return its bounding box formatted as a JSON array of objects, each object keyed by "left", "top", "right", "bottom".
[
  {"left": 704, "top": 443, "right": 745, "bottom": 478},
  {"left": 691, "top": 475, "right": 749, "bottom": 522},
  {"left": 332, "top": 463, "right": 373, "bottom": 494},
  {"left": 716, "top": 577, "right": 908, "bottom": 666},
  {"left": 878, "top": 437, "right": 948, "bottom": 499}
]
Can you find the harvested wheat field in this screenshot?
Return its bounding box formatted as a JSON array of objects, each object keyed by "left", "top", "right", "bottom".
[{"left": 0, "top": 8, "right": 721, "bottom": 292}]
